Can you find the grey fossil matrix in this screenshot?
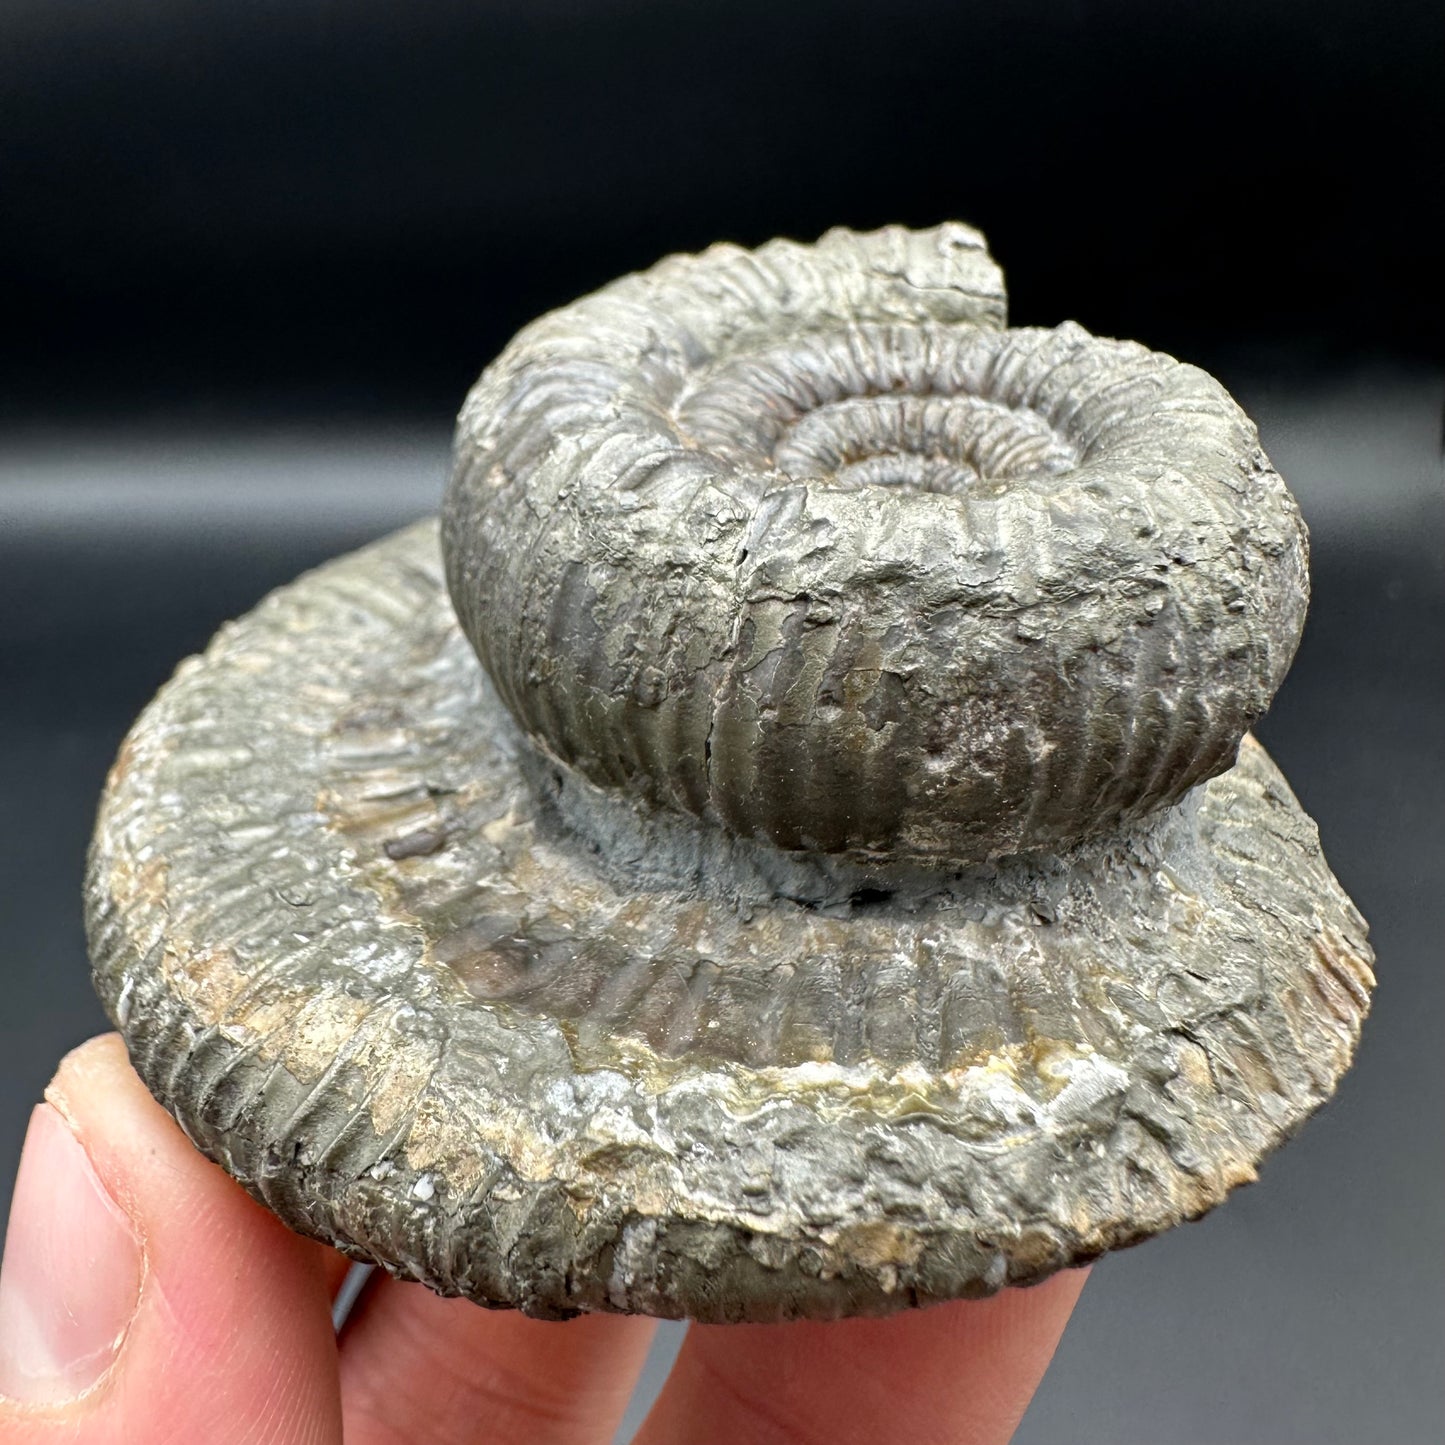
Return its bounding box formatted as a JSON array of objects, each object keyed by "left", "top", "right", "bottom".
[{"left": 87, "top": 222, "right": 1373, "bottom": 1322}]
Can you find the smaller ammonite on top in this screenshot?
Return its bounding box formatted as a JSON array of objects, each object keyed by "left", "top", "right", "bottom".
[
  {"left": 86, "top": 223, "right": 1370, "bottom": 1322},
  {"left": 445, "top": 222, "right": 1310, "bottom": 870}
]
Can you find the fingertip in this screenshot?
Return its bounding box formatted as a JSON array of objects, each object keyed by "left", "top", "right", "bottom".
[
  {"left": 636, "top": 1268, "right": 1091, "bottom": 1445},
  {"left": 0, "top": 1035, "right": 342, "bottom": 1443},
  {"left": 916, "top": 1265, "right": 1090, "bottom": 1352},
  {"left": 340, "top": 1279, "right": 656, "bottom": 1445},
  {"left": 47, "top": 1031, "right": 129, "bottom": 1096},
  {"left": 44, "top": 1032, "right": 203, "bottom": 1214},
  {"left": 0, "top": 1101, "right": 142, "bottom": 1408}
]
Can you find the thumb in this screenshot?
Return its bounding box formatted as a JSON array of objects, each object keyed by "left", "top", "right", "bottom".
[{"left": 0, "top": 1034, "right": 342, "bottom": 1444}]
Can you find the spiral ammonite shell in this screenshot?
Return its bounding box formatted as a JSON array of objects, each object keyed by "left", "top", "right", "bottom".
[
  {"left": 87, "top": 225, "right": 1371, "bottom": 1322},
  {"left": 446, "top": 223, "right": 1309, "bottom": 865}
]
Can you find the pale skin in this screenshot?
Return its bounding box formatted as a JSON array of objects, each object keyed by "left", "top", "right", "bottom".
[{"left": 0, "top": 1035, "right": 1087, "bottom": 1444}]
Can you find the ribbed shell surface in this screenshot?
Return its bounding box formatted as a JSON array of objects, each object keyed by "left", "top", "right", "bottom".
[
  {"left": 87, "top": 523, "right": 1371, "bottom": 1321},
  {"left": 445, "top": 223, "right": 1309, "bottom": 865}
]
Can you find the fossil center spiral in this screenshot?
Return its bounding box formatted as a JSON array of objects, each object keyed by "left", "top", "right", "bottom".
[
  {"left": 444, "top": 223, "right": 1309, "bottom": 870},
  {"left": 674, "top": 329, "right": 1081, "bottom": 497}
]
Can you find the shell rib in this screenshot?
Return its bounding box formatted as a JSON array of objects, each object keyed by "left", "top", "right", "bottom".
[{"left": 445, "top": 223, "right": 1310, "bottom": 865}]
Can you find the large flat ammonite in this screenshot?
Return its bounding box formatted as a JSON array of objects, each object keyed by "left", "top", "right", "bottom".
[{"left": 86, "top": 223, "right": 1374, "bottom": 1322}]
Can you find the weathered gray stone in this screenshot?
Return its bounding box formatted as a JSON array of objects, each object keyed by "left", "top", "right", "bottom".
[
  {"left": 87, "top": 225, "right": 1371, "bottom": 1322},
  {"left": 446, "top": 223, "right": 1308, "bottom": 867}
]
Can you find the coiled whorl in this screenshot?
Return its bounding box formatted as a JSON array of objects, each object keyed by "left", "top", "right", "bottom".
[{"left": 444, "top": 223, "right": 1308, "bottom": 866}]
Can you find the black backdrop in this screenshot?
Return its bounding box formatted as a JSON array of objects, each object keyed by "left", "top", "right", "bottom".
[
  {"left": 5, "top": 0, "right": 1442, "bottom": 422},
  {"left": 3, "top": 4, "right": 1442, "bottom": 1442}
]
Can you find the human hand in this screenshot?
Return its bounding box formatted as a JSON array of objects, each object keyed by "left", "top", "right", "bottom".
[{"left": 0, "top": 1035, "right": 1086, "bottom": 1444}]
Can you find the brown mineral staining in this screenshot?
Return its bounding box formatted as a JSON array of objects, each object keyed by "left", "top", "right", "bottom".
[{"left": 87, "top": 225, "right": 1371, "bottom": 1322}]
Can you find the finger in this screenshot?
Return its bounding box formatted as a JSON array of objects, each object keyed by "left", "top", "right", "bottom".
[
  {"left": 340, "top": 1273, "right": 656, "bottom": 1445},
  {"left": 0, "top": 1034, "right": 342, "bottom": 1444},
  {"left": 635, "top": 1268, "right": 1089, "bottom": 1445}
]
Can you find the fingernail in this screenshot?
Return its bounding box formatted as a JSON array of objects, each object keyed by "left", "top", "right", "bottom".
[{"left": 0, "top": 1103, "right": 142, "bottom": 1402}]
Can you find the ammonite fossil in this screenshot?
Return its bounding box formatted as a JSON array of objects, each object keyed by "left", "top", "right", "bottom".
[{"left": 87, "top": 223, "right": 1373, "bottom": 1322}]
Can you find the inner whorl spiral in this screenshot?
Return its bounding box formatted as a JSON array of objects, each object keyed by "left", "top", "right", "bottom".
[
  {"left": 677, "top": 331, "right": 1082, "bottom": 497},
  {"left": 444, "top": 223, "right": 1309, "bottom": 866}
]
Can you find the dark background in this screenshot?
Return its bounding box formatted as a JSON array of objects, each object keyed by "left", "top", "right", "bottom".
[{"left": 2, "top": 3, "right": 1442, "bottom": 1441}]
